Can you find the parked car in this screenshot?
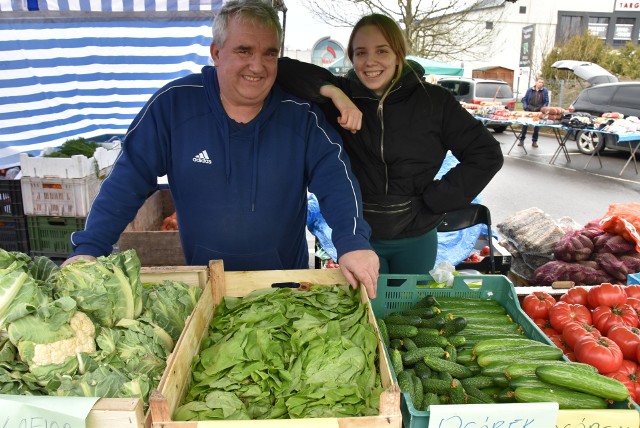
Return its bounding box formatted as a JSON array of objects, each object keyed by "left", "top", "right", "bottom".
[
  {"left": 568, "top": 82, "right": 640, "bottom": 154},
  {"left": 437, "top": 77, "right": 516, "bottom": 133},
  {"left": 552, "top": 60, "right": 639, "bottom": 155}
]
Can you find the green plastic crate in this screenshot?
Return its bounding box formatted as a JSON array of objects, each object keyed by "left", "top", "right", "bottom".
[
  {"left": 370, "top": 274, "right": 638, "bottom": 428},
  {"left": 27, "top": 215, "right": 85, "bottom": 255}
]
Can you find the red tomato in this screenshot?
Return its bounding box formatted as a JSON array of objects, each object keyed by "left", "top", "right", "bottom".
[
  {"left": 522, "top": 292, "right": 557, "bottom": 320},
  {"left": 480, "top": 246, "right": 491, "bottom": 257},
  {"left": 548, "top": 301, "right": 593, "bottom": 333},
  {"left": 549, "top": 333, "right": 572, "bottom": 354},
  {"left": 625, "top": 285, "right": 640, "bottom": 299},
  {"left": 608, "top": 325, "right": 640, "bottom": 361},
  {"left": 534, "top": 318, "right": 558, "bottom": 336},
  {"left": 605, "top": 360, "right": 640, "bottom": 402},
  {"left": 559, "top": 287, "right": 589, "bottom": 306},
  {"left": 626, "top": 297, "right": 640, "bottom": 316},
  {"left": 565, "top": 351, "right": 577, "bottom": 362},
  {"left": 562, "top": 321, "right": 601, "bottom": 350},
  {"left": 574, "top": 335, "right": 624, "bottom": 374},
  {"left": 593, "top": 304, "right": 640, "bottom": 335},
  {"left": 587, "top": 283, "right": 628, "bottom": 309}
]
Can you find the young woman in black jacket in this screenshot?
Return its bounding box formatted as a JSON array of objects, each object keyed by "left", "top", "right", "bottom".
[{"left": 277, "top": 14, "right": 504, "bottom": 275}]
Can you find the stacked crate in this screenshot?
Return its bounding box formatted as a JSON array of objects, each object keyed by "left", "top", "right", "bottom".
[
  {"left": 0, "top": 178, "right": 29, "bottom": 253},
  {"left": 20, "top": 146, "right": 120, "bottom": 261}
]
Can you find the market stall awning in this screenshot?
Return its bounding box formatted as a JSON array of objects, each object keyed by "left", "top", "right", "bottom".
[{"left": 406, "top": 56, "right": 464, "bottom": 76}]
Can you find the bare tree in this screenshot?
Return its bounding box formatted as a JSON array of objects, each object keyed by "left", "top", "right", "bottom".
[{"left": 300, "top": 0, "right": 506, "bottom": 62}]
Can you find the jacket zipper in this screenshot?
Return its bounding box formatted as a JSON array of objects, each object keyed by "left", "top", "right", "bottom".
[
  {"left": 377, "top": 100, "right": 388, "bottom": 195},
  {"left": 364, "top": 207, "right": 411, "bottom": 214}
]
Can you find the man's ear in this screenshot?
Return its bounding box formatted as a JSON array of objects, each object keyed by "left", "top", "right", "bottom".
[{"left": 210, "top": 43, "right": 219, "bottom": 62}]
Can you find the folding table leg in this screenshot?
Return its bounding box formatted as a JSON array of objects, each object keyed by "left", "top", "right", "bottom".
[{"left": 619, "top": 141, "right": 640, "bottom": 175}]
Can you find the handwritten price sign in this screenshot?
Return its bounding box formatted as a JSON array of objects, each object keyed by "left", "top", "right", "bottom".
[{"left": 0, "top": 395, "right": 98, "bottom": 428}]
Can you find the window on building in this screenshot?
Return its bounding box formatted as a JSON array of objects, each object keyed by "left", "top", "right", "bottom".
[
  {"left": 519, "top": 6, "right": 526, "bottom": 14},
  {"left": 486, "top": 21, "right": 493, "bottom": 30},
  {"left": 588, "top": 17, "right": 609, "bottom": 39},
  {"left": 558, "top": 15, "right": 583, "bottom": 43},
  {"left": 613, "top": 17, "right": 635, "bottom": 47}
]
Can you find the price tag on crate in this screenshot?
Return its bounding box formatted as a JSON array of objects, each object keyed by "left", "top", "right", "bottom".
[
  {"left": 428, "top": 402, "right": 558, "bottom": 428},
  {"left": 556, "top": 409, "right": 640, "bottom": 428},
  {"left": 0, "top": 395, "right": 99, "bottom": 428}
]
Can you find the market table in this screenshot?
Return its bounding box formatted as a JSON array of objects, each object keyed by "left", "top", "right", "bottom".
[
  {"left": 583, "top": 129, "right": 640, "bottom": 175},
  {"left": 474, "top": 117, "right": 527, "bottom": 154}
]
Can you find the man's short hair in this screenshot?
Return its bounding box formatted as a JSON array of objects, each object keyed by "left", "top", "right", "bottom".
[{"left": 212, "top": 0, "right": 283, "bottom": 47}]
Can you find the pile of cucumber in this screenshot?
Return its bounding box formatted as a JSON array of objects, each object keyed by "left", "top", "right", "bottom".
[{"left": 377, "top": 294, "right": 629, "bottom": 411}]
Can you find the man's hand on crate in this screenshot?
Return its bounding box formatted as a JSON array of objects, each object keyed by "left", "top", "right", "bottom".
[
  {"left": 338, "top": 249, "right": 379, "bottom": 299},
  {"left": 61, "top": 254, "right": 96, "bottom": 267}
]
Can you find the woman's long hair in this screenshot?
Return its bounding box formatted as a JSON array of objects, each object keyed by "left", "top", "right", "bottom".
[{"left": 347, "top": 14, "right": 407, "bottom": 101}]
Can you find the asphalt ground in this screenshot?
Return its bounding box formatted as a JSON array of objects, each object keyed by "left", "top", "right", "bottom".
[{"left": 479, "top": 128, "right": 640, "bottom": 227}]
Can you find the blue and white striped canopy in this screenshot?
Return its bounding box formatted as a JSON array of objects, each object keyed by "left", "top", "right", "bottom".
[{"left": 0, "top": 0, "right": 221, "bottom": 168}]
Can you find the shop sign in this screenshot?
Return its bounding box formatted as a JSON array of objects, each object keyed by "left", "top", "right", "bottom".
[
  {"left": 519, "top": 24, "right": 535, "bottom": 68},
  {"left": 311, "top": 37, "right": 346, "bottom": 68},
  {"left": 614, "top": 23, "right": 633, "bottom": 39},
  {"left": 615, "top": 1, "right": 640, "bottom": 11},
  {"left": 588, "top": 22, "right": 608, "bottom": 38}
]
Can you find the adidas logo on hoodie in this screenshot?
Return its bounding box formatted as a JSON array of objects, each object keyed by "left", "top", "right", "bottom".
[{"left": 193, "top": 150, "right": 212, "bottom": 164}]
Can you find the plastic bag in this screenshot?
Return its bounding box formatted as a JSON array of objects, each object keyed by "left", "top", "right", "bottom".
[{"left": 599, "top": 203, "right": 640, "bottom": 252}]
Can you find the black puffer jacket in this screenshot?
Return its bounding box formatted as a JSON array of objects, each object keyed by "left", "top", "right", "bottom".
[{"left": 277, "top": 59, "right": 504, "bottom": 240}]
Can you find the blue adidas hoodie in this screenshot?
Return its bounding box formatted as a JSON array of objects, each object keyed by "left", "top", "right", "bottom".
[{"left": 71, "top": 66, "right": 372, "bottom": 269}]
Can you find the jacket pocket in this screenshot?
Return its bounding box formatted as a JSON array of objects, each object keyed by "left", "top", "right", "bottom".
[{"left": 363, "top": 195, "right": 423, "bottom": 240}]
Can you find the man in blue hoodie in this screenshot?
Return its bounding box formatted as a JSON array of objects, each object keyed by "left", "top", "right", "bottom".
[{"left": 65, "top": 0, "right": 380, "bottom": 297}]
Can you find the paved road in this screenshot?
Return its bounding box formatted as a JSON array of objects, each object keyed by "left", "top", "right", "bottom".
[{"left": 479, "top": 129, "right": 640, "bottom": 227}]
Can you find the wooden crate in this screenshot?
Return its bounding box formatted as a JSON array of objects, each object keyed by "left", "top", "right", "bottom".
[
  {"left": 149, "top": 260, "right": 402, "bottom": 428},
  {"left": 0, "top": 265, "right": 209, "bottom": 428},
  {"left": 119, "top": 189, "right": 185, "bottom": 266}
]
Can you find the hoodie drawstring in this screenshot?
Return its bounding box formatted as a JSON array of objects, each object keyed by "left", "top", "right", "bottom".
[{"left": 251, "top": 120, "right": 260, "bottom": 212}]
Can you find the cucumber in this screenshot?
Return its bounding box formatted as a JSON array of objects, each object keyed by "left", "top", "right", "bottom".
[
  {"left": 412, "top": 374, "right": 424, "bottom": 409},
  {"left": 414, "top": 360, "right": 433, "bottom": 380},
  {"left": 438, "top": 369, "right": 453, "bottom": 383},
  {"left": 461, "top": 375, "right": 495, "bottom": 389},
  {"left": 397, "top": 370, "right": 414, "bottom": 393},
  {"left": 444, "top": 343, "right": 457, "bottom": 362},
  {"left": 509, "top": 376, "right": 562, "bottom": 389},
  {"left": 505, "top": 361, "right": 598, "bottom": 379},
  {"left": 404, "top": 306, "right": 441, "bottom": 319},
  {"left": 421, "top": 392, "right": 440, "bottom": 409},
  {"left": 464, "top": 384, "right": 495, "bottom": 403},
  {"left": 403, "top": 337, "right": 418, "bottom": 351},
  {"left": 476, "top": 345, "right": 563, "bottom": 367},
  {"left": 386, "top": 314, "right": 423, "bottom": 327},
  {"left": 415, "top": 295, "right": 438, "bottom": 308},
  {"left": 422, "top": 354, "right": 474, "bottom": 379},
  {"left": 387, "top": 324, "right": 419, "bottom": 339},
  {"left": 414, "top": 332, "right": 449, "bottom": 348},
  {"left": 449, "top": 379, "right": 466, "bottom": 404},
  {"left": 416, "top": 327, "right": 442, "bottom": 337},
  {"left": 536, "top": 363, "right": 630, "bottom": 401},
  {"left": 473, "top": 337, "right": 544, "bottom": 355},
  {"left": 441, "top": 317, "right": 467, "bottom": 337},
  {"left": 456, "top": 348, "right": 474, "bottom": 365},
  {"left": 390, "top": 348, "right": 404, "bottom": 374},
  {"left": 377, "top": 318, "right": 390, "bottom": 347},
  {"left": 462, "top": 333, "right": 525, "bottom": 347},
  {"left": 422, "top": 378, "right": 453, "bottom": 394},
  {"left": 496, "top": 388, "right": 516, "bottom": 403},
  {"left": 514, "top": 387, "right": 608, "bottom": 410},
  {"left": 389, "top": 339, "right": 403, "bottom": 350},
  {"left": 447, "top": 334, "right": 466, "bottom": 348},
  {"left": 403, "top": 346, "right": 446, "bottom": 365},
  {"left": 420, "top": 315, "right": 447, "bottom": 329}
]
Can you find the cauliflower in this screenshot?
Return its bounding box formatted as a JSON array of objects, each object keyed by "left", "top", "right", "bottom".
[{"left": 30, "top": 312, "right": 96, "bottom": 367}]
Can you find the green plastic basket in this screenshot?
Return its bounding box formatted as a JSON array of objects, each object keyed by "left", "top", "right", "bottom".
[{"left": 371, "top": 273, "right": 638, "bottom": 428}]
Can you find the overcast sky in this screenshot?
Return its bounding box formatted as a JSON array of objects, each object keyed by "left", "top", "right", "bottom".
[{"left": 282, "top": 2, "right": 353, "bottom": 51}]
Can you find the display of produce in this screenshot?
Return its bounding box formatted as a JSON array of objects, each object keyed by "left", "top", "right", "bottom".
[
  {"left": 174, "top": 283, "right": 383, "bottom": 421},
  {"left": 521, "top": 284, "right": 640, "bottom": 402},
  {"left": 0, "top": 247, "right": 201, "bottom": 405}
]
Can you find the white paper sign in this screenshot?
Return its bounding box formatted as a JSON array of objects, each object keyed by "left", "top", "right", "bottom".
[
  {"left": 428, "top": 402, "right": 558, "bottom": 428},
  {"left": 0, "top": 395, "right": 99, "bottom": 428}
]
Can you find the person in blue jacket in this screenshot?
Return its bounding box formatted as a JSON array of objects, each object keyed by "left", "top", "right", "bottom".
[
  {"left": 518, "top": 77, "right": 550, "bottom": 148},
  {"left": 64, "top": 0, "right": 380, "bottom": 297}
]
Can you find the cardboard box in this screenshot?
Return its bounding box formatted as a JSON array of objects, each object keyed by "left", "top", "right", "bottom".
[
  {"left": 149, "top": 260, "right": 402, "bottom": 427},
  {"left": 119, "top": 190, "right": 185, "bottom": 266}
]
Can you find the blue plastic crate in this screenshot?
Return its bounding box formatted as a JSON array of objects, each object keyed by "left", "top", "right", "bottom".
[{"left": 371, "top": 274, "right": 638, "bottom": 428}]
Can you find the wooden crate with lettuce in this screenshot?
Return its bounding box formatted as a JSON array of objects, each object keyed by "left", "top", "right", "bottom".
[
  {"left": 149, "top": 260, "right": 401, "bottom": 427},
  {"left": 0, "top": 248, "right": 208, "bottom": 427}
]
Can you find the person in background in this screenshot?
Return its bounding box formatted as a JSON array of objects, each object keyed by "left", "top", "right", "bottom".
[
  {"left": 276, "top": 14, "right": 503, "bottom": 275},
  {"left": 64, "top": 0, "right": 380, "bottom": 298},
  {"left": 518, "top": 77, "right": 549, "bottom": 148}
]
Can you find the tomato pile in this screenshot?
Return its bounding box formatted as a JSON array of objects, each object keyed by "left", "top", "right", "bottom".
[{"left": 522, "top": 283, "right": 640, "bottom": 402}]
